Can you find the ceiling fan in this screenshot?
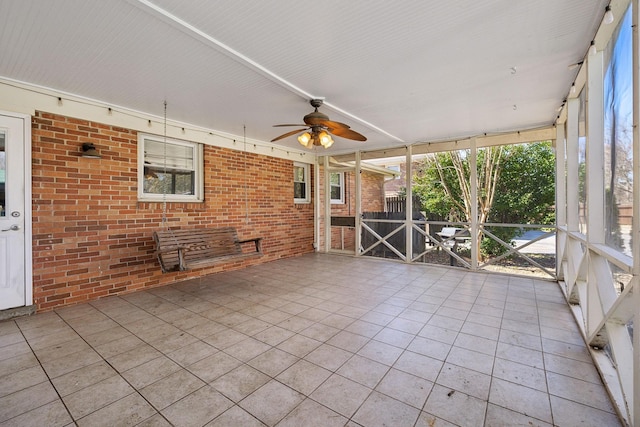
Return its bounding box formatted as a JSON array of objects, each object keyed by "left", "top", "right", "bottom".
[{"left": 271, "top": 99, "right": 367, "bottom": 149}]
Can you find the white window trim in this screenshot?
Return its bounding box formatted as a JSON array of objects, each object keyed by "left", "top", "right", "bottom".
[
  {"left": 138, "top": 133, "right": 204, "bottom": 202},
  {"left": 294, "top": 162, "right": 310, "bottom": 204},
  {"left": 330, "top": 172, "right": 345, "bottom": 204}
]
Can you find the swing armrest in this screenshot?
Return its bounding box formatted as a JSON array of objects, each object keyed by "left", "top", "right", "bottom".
[{"left": 238, "top": 237, "right": 263, "bottom": 253}]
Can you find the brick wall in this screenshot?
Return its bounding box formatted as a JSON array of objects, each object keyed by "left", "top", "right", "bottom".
[{"left": 31, "top": 112, "right": 314, "bottom": 311}]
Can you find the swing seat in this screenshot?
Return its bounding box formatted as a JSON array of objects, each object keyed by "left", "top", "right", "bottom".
[{"left": 153, "top": 227, "right": 263, "bottom": 273}]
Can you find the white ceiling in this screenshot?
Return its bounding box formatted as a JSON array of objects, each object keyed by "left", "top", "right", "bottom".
[{"left": 0, "top": 0, "right": 607, "bottom": 153}]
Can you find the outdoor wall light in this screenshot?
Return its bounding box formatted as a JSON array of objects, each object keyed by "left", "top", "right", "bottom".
[
  {"left": 603, "top": 6, "right": 614, "bottom": 25},
  {"left": 588, "top": 40, "right": 597, "bottom": 56},
  {"left": 81, "top": 143, "right": 101, "bottom": 158}
]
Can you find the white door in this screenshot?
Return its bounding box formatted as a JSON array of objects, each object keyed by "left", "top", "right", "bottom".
[{"left": 0, "top": 114, "right": 27, "bottom": 310}]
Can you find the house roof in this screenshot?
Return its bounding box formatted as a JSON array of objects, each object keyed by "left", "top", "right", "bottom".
[{"left": 0, "top": 1, "right": 609, "bottom": 154}]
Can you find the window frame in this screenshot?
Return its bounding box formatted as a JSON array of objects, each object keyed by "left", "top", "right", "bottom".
[
  {"left": 138, "top": 133, "right": 204, "bottom": 202},
  {"left": 330, "top": 172, "right": 345, "bottom": 204},
  {"left": 293, "top": 162, "right": 310, "bottom": 204}
]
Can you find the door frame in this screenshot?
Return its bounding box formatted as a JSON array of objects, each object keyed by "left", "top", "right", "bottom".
[{"left": 1, "top": 110, "right": 32, "bottom": 308}]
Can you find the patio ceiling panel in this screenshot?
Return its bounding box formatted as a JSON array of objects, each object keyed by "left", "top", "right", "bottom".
[{"left": 0, "top": 0, "right": 608, "bottom": 152}]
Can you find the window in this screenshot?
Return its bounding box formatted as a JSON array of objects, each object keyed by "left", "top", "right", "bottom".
[
  {"left": 294, "top": 162, "right": 310, "bottom": 203},
  {"left": 138, "top": 134, "right": 203, "bottom": 202},
  {"left": 330, "top": 172, "right": 344, "bottom": 204}
]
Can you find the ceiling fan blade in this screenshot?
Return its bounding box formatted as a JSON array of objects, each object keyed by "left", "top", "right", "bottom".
[
  {"left": 305, "top": 117, "right": 351, "bottom": 130},
  {"left": 273, "top": 124, "right": 307, "bottom": 127},
  {"left": 271, "top": 128, "right": 307, "bottom": 142},
  {"left": 327, "top": 127, "right": 367, "bottom": 141}
]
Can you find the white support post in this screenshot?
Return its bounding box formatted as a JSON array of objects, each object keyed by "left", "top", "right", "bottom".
[
  {"left": 405, "top": 146, "right": 413, "bottom": 263},
  {"left": 323, "top": 155, "right": 331, "bottom": 253},
  {"left": 314, "top": 159, "right": 320, "bottom": 252},
  {"left": 587, "top": 50, "right": 605, "bottom": 245},
  {"left": 566, "top": 98, "right": 580, "bottom": 233},
  {"left": 470, "top": 138, "right": 478, "bottom": 270},
  {"left": 355, "top": 151, "right": 362, "bottom": 256},
  {"left": 631, "top": 1, "right": 639, "bottom": 424},
  {"left": 555, "top": 125, "right": 566, "bottom": 278}
]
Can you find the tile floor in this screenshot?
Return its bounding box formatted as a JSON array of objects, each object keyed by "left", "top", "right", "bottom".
[{"left": 0, "top": 254, "right": 623, "bottom": 426}]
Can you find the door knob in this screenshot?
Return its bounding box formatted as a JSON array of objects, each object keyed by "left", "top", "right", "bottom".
[{"left": 1, "top": 225, "right": 20, "bottom": 232}]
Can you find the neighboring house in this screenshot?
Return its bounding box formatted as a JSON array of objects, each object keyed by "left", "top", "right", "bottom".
[{"left": 318, "top": 161, "right": 398, "bottom": 252}]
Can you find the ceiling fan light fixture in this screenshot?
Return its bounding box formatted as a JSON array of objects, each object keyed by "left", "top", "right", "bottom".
[
  {"left": 318, "top": 131, "right": 333, "bottom": 147},
  {"left": 298, "top": 132, "right": 311, "bottom": 147},
  {"left": 588, "top": 40, "right": 597, "bottom": 56}
]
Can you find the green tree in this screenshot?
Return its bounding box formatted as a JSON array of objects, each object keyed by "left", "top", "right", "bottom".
[{"left": 413, "top": 141, "right": 555, "bottom": 258}]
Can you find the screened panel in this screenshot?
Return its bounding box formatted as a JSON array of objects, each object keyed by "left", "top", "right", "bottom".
[{"left": 603, "top": 4, "right": 633, "bottom": 255}]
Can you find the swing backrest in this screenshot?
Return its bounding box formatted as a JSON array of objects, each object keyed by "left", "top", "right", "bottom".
[{"left": 153, "top": 227, "right": 244, "bottom": 272}]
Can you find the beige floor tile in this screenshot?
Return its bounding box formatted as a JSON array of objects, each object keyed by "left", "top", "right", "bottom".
[
  {"left": 0, "top": 332, "right": 24, "bottom": 349},
  {"left": 0, "top": 381, "right": 59, "bottom": 423},
  {"left": 423, "top": 384, "right": 487, "bottom": 427},
  {"left": 253, "top": 326, "right": 296, "bottom": 346},
  {"left": 76, "top": 393, "right": 156, "bottom": 427},
  {"left": 205, "top": 405, "right": 266, "bottom": 427},
  {"left": 93, "top": 334, "right": 144, "bottom": 359},
  {"left": 0, "top": 365, "right": 48, "bottom": 398},
  {"left": 51, "top": 361, "right": 117, "bottom": 396},
  {"left": 337, "top": 354, "right": 389, "bottom": 388},
  {"left": 41, "top": 348, "right": 103, "bottom": 379},
  {"left": 0, "top": 352, "right": 39, "bottom": 378},
  {"left": 248, "top": 347, "right": 299, "bottom": 377},
  {"left": 543, "top": 352, "right": 602, "bottom": 384},
  {"left": 492, "top": 357, "right": 547, "bottom": 392},
  {"left": 310, "top": 374, "right": 372, "bottom": 418},
  {"left": 0, "top": 341, "right": 31, "bottom": 362},
  {"left": 136, "top": 413, "right": 175, "bottom": 427},
  {"left": 107, "top": 343, "right": 162, "bottom": 373},
  {"left": 140, "top": 369, "right": 206, "bottom": 410},
  {"left": 149, "top": 331, "right": 199, "bottom": 354},
  {"left": 299, "top": 323, "right": 340, "bottom": 341},
  {"left": 485, "top": 403, "right": 552, "bottom": 427},
  {"left": 187, "top": 350, "right": 242, "bottom": 383},
  {"left": 203, "top": 329, "right": 249, "bottom": 350},
  {"left": 276, "top": 359, "right": 332, "bottom": 395},
  {"left": 541, "top": 337, "right": 592, "bottom": 363},
  {"left": 223, "top": 337, "right": 271, "bottom": 362},
  {"left": 276, "top": 398, "right": 347, "bottom": 427},
  {"left": 546, "top": 371, "right": 616, "bottom": 413},
  {"left": 166, "top": 340, "right": 218, "bottom": 367},
  {"left": 357, "top": 340, "right": 404, "bottom": 366},
  {"left": 550, "top": 395, "right": 622, "bottom": 427},
  {"left": 210, "top": 364, "right": 270, "bottom": 402},
  {"left": 414, "top": 411, "right": 458, "bottom": 427},
  {"left": 387, "top": 317, "right": 425, "bottom": 334},
  {"left": 304, "top": 344, "right": 352, "bottom": 372},
  {"left": 33, "top": 338, "right": 92, "bottom": 363},
  {"left": 489, "top": 378, "right": 552, "bottom": 423},
  {"left": 407, "top": 336, "right": 451, "bottom": 361},
  {"left": 417, "top": 324, "right": 458, "bottom": 345},
  {"left": 162, "top": 386, "right": 233, "bottom": 426},
  {"left": 326, "top": 330, "right": 370, "bottom": 353},
  {"left": 436, "top": 363, "right": 491, "bottom": 400},
  {"left": 496, "top": 342, "right": 544, "bottom": 369},
  {"left": 0, "top": 399, "right": 72, "bottom": 427},
  {"left": 239, "top": 380, "right": 305, "bottom": 426},
  {"left": 375, "top": 368, "right": 433, "bottom": 409},
  {"left": 352, "top": 391, "right": 420, "bottom": 427},
  {"left": 63, "top": 375, "right": 134, "bottom": 419},
  {"left": 393, "top": 351, "right": 443, "bottom": 382},
  {"left": 373, "top": 327, "right": 415, "bottom": 349},
  {"left": 498, "top": 329, "right": 542, "bottom": 351},
  {"left": 121, "top": 356, "right": 182, "bottom": 389},
  {"left": 344, "top": 320, "right": 383, "bottom": 339}
]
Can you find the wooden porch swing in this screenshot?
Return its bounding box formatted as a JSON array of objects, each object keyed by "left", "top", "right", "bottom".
[{"left": 151, "top": 102, "right": 263, "bottom": 273}]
